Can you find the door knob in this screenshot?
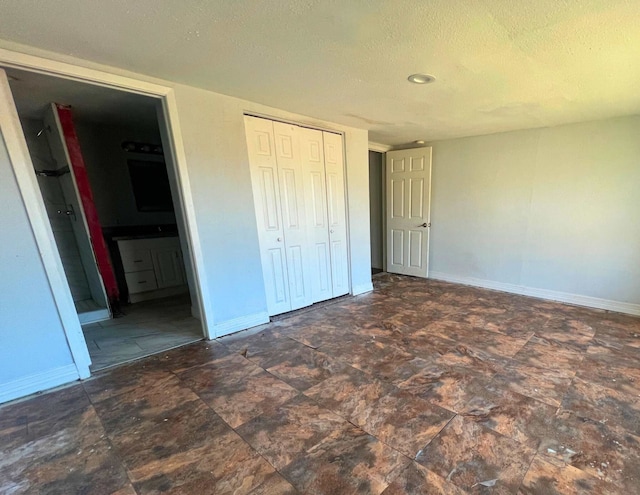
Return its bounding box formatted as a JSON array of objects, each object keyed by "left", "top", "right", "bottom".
[
  {"left": 419, "top": 222, "right": 430, "bottom": 228},
  {"left": 329, "top": 229, "right": 334, "bottom": 234},
  {"left": 277, "top": 237, "right": 282, "bottom": 242}
]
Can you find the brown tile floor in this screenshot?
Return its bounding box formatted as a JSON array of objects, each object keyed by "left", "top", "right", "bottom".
[{"left": 2, "top": 273, "right": 640, "bottom": 494}]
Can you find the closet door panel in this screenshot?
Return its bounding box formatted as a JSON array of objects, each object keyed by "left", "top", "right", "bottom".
[
  {"left": 268, "top": 247, "right": 288, "bottom": 305},
  {"left": 244, "top": 116, "right": 291, "bottom": 315},
  {"left": 273, "top": 122, "right": 313, "bottom": 311},
  {"left": 323, "top": 132, "right": 350, "bottom": 297},
  {"left": 300, "top": 127, "right": 333, "bottom": 303},
  {"left": 246, "top": 117, "right": 351, "bottom": 316}
]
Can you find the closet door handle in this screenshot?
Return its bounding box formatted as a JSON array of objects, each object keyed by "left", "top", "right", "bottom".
[
  {"left": 329, "top": 229, "right": 334, "bottom": 234},
  {"left": 277, "top": 237, "right": 282, "bottom": 242}
]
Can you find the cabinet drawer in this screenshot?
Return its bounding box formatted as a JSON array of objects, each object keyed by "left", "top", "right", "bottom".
[
  {"left": 121, "top": 249, "right": 153, "bottom": 272},
  {"left": 125, "top": 270, "right": 158, "bottom": 294}
]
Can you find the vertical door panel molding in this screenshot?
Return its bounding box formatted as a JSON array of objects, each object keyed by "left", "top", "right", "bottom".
[
  {"left": 300, "top": 126, "right": 333, "bottom": 303},
  {"left": 392, "top": 229, "right": 404, "bottom": 265},
  {"left": 386, "top": 147, "right": 432, "bottom": 277},
  {"left": 323, "top": 131, "right": 349, "bottom": 297},
  {"left": 259, "top": 167, "right": 280, "bottom": 230},
  {"left": 409, "top": 178, "right": 424, "bottom": 218},
  {"left": 391, "top": 179, "right": 405, "bottom": 218},
  {"left": 244, "top": 116, "right": 291, "bottom": 315},
  {"left": 268, "top": 248, "right": 288, "bottom": 305},
  {"left": 273, "top": 121, "right": 313, "bottom": 311}
]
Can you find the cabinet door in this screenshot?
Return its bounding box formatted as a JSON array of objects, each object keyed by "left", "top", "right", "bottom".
[{"left": 152, "top": 248, "right": 184, "bottom": 288}]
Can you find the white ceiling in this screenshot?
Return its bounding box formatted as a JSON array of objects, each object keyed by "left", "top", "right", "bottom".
[
  {"left": 7, "top": 68, "right": 159, "bottom": 129},
  {"left": 0, "top": 0, "right": 639, "bottom": 145}
]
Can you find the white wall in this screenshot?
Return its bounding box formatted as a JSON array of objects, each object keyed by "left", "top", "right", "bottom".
[
  {"left": 0, "top": 46, "right": 372, "bottom": 403},
  {"left": 429, "top": 115, "right": 640, "bottom": 311},
  {"left": 369, "top": 151, "right": 384, "bottom": 270},
  {"left": 172, "top": 85, "right": 373, "bottom": 325},
  {"left": 0, "top": 130, "right": 76, "bottom": 400}
]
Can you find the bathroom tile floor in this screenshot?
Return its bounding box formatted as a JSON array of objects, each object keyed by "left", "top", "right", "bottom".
[
  {"left": 82, "top": 295, "right": 203, "bottom": 371},
  {"left": 2, "top": 273, "right": 640, "bottom": 494}
]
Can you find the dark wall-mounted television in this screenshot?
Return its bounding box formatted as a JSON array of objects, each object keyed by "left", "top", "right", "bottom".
[{"left": 127, "top": 160, "right": 174, "bottom": 212}]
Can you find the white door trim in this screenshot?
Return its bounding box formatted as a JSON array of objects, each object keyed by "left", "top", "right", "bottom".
[
  {"left": 0, "top": 49, "right": 215, "bottom": 377},
  {"left": 0, "top": 69, "right": 91, "bottom": 378},
  {"left": 368, "top": 141, "right": 391, "bottom": 153}
]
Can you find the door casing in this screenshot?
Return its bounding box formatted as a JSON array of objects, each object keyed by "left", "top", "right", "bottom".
[{"left": 0, "top": 49, "right": 214, "bottom": 379}]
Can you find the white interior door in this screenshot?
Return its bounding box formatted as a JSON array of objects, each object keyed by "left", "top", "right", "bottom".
[
  {"left": 272, "top": 121, "right": 313, "bottom": 311},
  {"left": 300, "top": 127, "right": 333, "bottom": 303},
  {"left": 244, "top": 116, "right": 291, "bottom": 315},
  {"left": 386, "top": 147, "right": 432, "bottom": 277},
  {"left": 323, "top": 132, "right": 349, "bottom": 296}
]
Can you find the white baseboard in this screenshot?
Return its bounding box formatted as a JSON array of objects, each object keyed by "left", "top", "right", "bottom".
[
  {"left": 0, "top": 364, "right": 79, "bottom": 405},
  {"left": 352, "top": 282, "right": 374, "bottom": 296},
  {"left": 212, "top": 311, "right": 270, "bottom": 338},
  {"left": 429, "top": 271, "right": 640, "bottom": 316},
  {"left": 78, "top": 308, "right": 110, "bottom": 324}
]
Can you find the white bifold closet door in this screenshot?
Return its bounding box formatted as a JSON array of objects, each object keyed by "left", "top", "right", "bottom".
[
  {"left": 245, "top": 115, "right": 349, "bottom": 316},
  {"left": 322, "top": 132, "right": 349, "bottom": 296}
]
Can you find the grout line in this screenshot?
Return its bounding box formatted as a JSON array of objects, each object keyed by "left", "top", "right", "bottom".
[
  {"left": 81, "top": 387, "right": 141, "bottom": 493},
  {"left": 43, "top": 275, "right": 639, "bottom": 493},
  {"left": 516, "top": 450, "right": 539, "bottom": 493}
]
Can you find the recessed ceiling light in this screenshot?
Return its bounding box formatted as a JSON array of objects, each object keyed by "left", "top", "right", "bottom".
[{"left": 407, "top": 73, "right": 435, "bottom": 84}]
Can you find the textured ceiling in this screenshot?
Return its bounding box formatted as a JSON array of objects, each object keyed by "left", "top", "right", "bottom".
[{"left": 0, "top": 0, "right": 639, "bottom": 145}]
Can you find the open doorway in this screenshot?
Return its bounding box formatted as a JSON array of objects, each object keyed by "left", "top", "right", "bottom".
[
  {"left": 7, "top": 68, "right": 205, "bottom": 371},
  {"left": 369, "top": 150, "right": 384, "bottom": 275}
]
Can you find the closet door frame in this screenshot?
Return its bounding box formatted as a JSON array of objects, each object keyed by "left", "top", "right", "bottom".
[{"left": 244, "top": 112, "right": 353, "bottom": 314}]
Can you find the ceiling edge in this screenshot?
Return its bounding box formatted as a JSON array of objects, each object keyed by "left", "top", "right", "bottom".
[{"left": 368, "top": 141, "right": 391, "bottom": 153}]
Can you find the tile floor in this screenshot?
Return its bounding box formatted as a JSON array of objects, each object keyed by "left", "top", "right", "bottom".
[
  {"left": 2, "top": 274, "right": 640, "bottom": 494},
  {"left": 82, "top": 295, "right": 203, "bottom": 371}
]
